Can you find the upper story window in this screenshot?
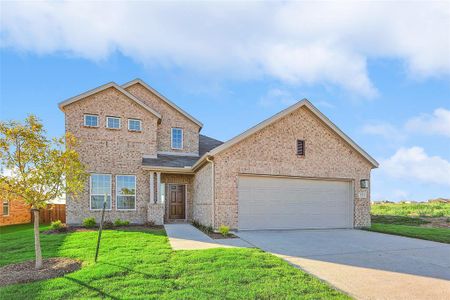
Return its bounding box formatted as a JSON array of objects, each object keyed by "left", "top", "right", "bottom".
[
  {"left": 2, "top": 201, "right": 9, "bottom": 216},
  {"left": 128, "top": 119, "right": 142, "bottom": 132},
  {"left": 116, "top": 175, "right": 136, "bottom": 210},
  {"left": 297, "top": 139, "right": 305, "bottom": 156},
  {"left": 84, "top": 114, "right": 99, "bottom": 127},
  {"left": 106, "top": 116, "right": 121, "bottom": 129},
  {"left": 90, "top": 174, "right": 112, "bottom": 210},
  {"left": 171, "top": 128, "right": 183, "bottom": 149}
]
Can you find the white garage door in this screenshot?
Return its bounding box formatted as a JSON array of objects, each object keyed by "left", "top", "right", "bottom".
[{"left": 238, "top": 176, "right": 353, "bottom": 230}]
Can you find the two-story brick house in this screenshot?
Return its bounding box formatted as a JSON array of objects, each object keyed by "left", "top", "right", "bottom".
[{"left": 60, "top": 79, "right": 378, "bottom": 230}]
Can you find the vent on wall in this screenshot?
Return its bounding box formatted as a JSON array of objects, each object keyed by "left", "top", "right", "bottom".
[{"left": 297, "top": 140, "right": 305, "bottom": 156}]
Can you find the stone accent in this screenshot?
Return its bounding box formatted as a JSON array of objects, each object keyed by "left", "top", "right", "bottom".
[
  {"left": 147, "top": 203, "right": 164, "bottom": 225},
  {"left": 0, "top": 199, "right": 31, "bottom": 226},
  {"left": 192, "top": 163, "right": 213, "bottom": 226},
  {"left": 124, "top": 83, "right": 201, "bottom": 155},
  {"left": 212, "top": 106, "right": 373, "bottom": 229}
]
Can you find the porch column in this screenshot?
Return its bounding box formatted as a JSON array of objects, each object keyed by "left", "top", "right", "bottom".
[
  {"left": 156, "top": 172, "right": 161, "bottom": 204},
  {"left": 149, "top": 172, "right": 155, "bottom": 203}
]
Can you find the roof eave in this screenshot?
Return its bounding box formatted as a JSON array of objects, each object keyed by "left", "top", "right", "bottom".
[{"left": 141, "top": 165, "right": 195, "bottom": 174}]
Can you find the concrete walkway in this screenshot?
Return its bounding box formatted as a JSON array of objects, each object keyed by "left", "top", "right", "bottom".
[
  {"left": 164, "top": 224, "right": 252, "bottom": 250},
  {"left": 237, "top": 229, "right": 450, "bottom": 300}
]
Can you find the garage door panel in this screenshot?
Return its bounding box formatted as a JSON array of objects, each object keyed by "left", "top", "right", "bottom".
[{"left": 238, "top": 176, "right": 352, "bottom": 230}]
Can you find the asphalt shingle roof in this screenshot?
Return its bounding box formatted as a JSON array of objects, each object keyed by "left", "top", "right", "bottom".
[{"left": 142, "top": 134, "right": 223, "bottom": 168}]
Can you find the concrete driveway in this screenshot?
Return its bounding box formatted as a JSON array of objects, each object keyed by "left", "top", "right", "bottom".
[{"left": 236, "top": 229, "right": 450, "bottom": 300}]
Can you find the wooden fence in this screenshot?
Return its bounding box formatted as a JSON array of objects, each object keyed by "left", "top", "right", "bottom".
[{"left": 33, "top": 204, "right": 66, "bottom": 224}]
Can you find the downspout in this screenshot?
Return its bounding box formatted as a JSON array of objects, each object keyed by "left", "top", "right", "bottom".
[{"left": 205, "top": 156, "right": 215, "bottom": 229}]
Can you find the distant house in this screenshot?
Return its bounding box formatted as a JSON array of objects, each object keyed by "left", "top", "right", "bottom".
[{"left": 0, "top": 198, "right": 31, "bottom": 226}]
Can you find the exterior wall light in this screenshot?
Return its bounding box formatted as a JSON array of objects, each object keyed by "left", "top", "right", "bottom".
[{"left": 360, "top": 179, "right": 369, "bottom": 189}]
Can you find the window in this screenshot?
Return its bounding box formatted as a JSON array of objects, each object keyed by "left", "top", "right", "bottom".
[
  {"left": 171, "top": 128, "right": 183, "bottom": 149},
  {"left": 90, "top": 174, "right": 111, "bottom": 210},
  {"left": 84, "top": 114, "right": 98, "bottom": 127},
  {"left": 106, "top": 116, "right": 121, "bottom": 129},
  {"left": 116, "top": 175, "right": 136, "bottom": 210},
  {"left": 2, "top": 201, "right": 9, "bottom": 216},
  {"left": 297, "top": 139, "right": 305, "bottom": 156},
  {"left": 128, "top": 119, "right": 142, "bottom": 131}
]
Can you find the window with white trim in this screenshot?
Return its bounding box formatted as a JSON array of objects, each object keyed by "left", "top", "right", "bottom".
[
  {"left": 116, "top": 175, "right": 136, "bottom": 210},
  {"left": 171, "top": 128, "right": 183, "bottom": 149},
  {"left": 2, "top": 201, "right": 9, "bottom": 216},
  {"left": 84, "top": 114, "right": 98, "bottom": 127},
  {"left": 106, "top": 116, "right": 121, "bottom": 129},
  {"left": 128, "top": 119, "right": 142, "bottom": 131},
  {"left": 90, "top": 174, "right": 111, "bottom": 210}
]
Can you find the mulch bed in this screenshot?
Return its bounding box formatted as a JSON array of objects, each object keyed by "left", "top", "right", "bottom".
[
  {"left": 207, "top": 232, "right": 238, "bottom": 239},
  {"left": 42, "top": 224, "right": 164, "bottom": 235},
  {"left": 0, "top": 258, "right": 81, "bottom": 287}
]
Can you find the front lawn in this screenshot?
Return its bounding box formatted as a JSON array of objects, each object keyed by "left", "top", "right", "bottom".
[
  {"left": 0, "top": 224, "right": 348, "bottom": 299},
  {"left": 367, "top": 223, "right": 450, "bottom": 244}
]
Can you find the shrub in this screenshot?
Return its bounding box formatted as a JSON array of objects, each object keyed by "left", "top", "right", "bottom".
[
  {"left": 83, "top": 217, "right": 96, "bottom": 228},
  {"left": 192, "top": 220, "right": 213, "bottom": 233},
  {"left": 50, "top": 220, "right": 63, "bottom": 230},
  {"left": 114, "top": 219, "right": 130, "bottom": 227},
  {"left": 102, "top": 220, "right": 114, "bottom": 229},
  {"left": 219, "top": 225, "right": 230, "bottom": 237},
  {"left": 144, "top": 221, "right": 155, "bottom": 227}
]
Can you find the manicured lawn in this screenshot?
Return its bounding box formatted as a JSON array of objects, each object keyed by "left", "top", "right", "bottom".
[
  {"left": 371, "top": 202, "right": 450, "bottom": 217},
  {"left": 0, "top": 224, "right": 348, "bottom": 299},
  {"left": 367, "top": 223, "right": 450, "bottom": 244}
]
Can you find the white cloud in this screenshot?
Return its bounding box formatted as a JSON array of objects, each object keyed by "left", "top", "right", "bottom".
[
  {"left": 381, "top": 147, "right": 450, "bottom": 186},
  {"left": 1, "top": 2, "right": 449, "bottom": 97},
  {"left": 259, "top": 89, "right": 296, "bottom": 107},
  {"left": 405, "top": 108, "right": 450, "bottom": 138},
  {"left": 362, "top": 123, "right": 405, "bottom": 140}
]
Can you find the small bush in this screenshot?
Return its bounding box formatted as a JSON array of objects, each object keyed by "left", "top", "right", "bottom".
[
  {"left": 144, "top": 221, "right": 155, "bottom": 227},
  {"left": 114, "top": 219, "right": 130, "bottom": 227},
  {"left": 50, "top": 220, "right": 63, "bottom": 230},
  {"left": 219, "top": 225, "right": 230, "bottom": 237},
  {"left": 192, "top": 220, "right": 213, "bottom": 233},
  {"left": 83, "top": 217, "right": 96, "bottom": 228},
  {"left": 102, "top": 221, "right": 114, "bottom": 229}
]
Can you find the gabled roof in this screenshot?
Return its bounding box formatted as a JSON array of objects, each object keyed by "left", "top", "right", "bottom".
[
  {"left": 122, "top": 79, "right": 203, "bottom": 128},
  {"left": 193, "top": 99, "right": 379, "bottom": 169},
  {"left": 58, "top": 82, "right": 162, "bottom": 120}
]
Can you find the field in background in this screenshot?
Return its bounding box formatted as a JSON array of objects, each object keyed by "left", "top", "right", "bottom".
[{"left": 371, "top": 202, "right": 450, "bottom": 217}]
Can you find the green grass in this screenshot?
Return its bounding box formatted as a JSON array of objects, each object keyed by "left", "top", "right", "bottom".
[
  {"left": 367, "top": 223, "right": 450, "bottom": 244},
  {"left": 0, "top": 224, "right": 348, "bottom": 299},
  {"left": 371, "top": 202, "right": 450, "bottom": 217}
]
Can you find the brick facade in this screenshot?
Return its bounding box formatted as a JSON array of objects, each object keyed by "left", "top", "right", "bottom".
[
  {"left": 192, "top": 163, "right": 213, "bottom": 226},
  {"left": 212, "top": 106, "right": 372, "bottom": 229},
  {"left": 0, "top": 199, "right": 31, "bottom": 226}
]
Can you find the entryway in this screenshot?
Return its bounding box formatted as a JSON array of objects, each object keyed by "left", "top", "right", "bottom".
[{"left": 167, "top": 184, "right": 186, "bottom": 221}]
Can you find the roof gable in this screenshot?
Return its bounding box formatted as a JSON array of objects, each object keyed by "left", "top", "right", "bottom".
[
  {"left": 194, "top": 99, "right": 378, "bottom": 168},
  {"left": 122, "top": 79, "right": 203, "bottom": 128},
  {"left": 58, "top": 82, "right": 162, "bottom": 120}
]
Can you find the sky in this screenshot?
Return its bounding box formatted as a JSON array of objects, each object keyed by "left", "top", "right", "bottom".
[{"left": 1, "top": 1, "right": 449, "bottom": 202}]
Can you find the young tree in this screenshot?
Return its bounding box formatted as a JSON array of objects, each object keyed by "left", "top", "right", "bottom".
[{"left": 0, "top": 115, "right": 87, "bottom": 269}]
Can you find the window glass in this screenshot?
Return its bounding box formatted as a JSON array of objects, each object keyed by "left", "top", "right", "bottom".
[
  {"left": 2, "top": 201, "right": 9, "bottom": 216},
  {"left": 116, "top": 175, "right": 136, "bottom": 210},
  {"left": 90, "top": 174, "right": 111, "bottom": 209},
  {"left": 171, "top": 128, "right": 183, "bottom": 149},
  {"left": 107, "top": 117, "right": 121, "bottom": 129},
  {"left": 128, "top": 119, "right": 142, "bottom": 131},
  {"left": 84, "top": 115, "right": 98, "bottom": 127}
]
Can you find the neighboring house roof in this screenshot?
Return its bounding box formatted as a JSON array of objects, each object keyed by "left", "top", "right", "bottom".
[
  {"left": 193, "top": 99, "right": 379, "bottom": 169},
  {"left": 58, "top": 82, "right": 162, "bottom": 120},
  {"left": 122, "top": 79, "right": 204, "bottom": 129},
  {"left": 142, "top": 134, "right": 223, "bottom": 169}
]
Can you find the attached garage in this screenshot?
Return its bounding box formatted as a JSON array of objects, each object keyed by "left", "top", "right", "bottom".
[{"left": 238, "top": 175, "right": 353, "bottom": 230}]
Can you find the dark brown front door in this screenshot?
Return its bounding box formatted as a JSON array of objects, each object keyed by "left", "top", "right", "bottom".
[{"left": 168, "top": 184, "right": 185, "bottom": 220}]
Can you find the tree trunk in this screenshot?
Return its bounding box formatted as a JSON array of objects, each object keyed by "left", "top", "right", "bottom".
[{"left": 33, "top": 208, "right": 43, "bottom": 269}]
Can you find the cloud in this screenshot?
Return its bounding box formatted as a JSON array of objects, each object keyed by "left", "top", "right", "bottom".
[
  {"left": 381, "top": 147, "right": 450, "bottom": 186},
  {"left": 259, "top": 89, "right": 296, "bottom": 107},
  {"left": 1, "top": 2, "right": 449, "bottom": 97},
  {"left": 405, "top": 108, "right": 450, "bottom": 138},
  {"left": 362, "top": 123, "right": 405, "bottom": 140}
]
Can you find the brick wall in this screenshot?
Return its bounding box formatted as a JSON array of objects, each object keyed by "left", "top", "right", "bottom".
[
  {"left": 0, "top": 199, "right": 31, "bottom": 226},
  {"left": 213, "top": 106, "right": 373, "bottom": 229},
  {"left": 192, "top": 163, "right": 213, "bottom": 226}
]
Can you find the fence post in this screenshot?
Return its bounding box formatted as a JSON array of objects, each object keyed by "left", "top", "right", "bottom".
[{"left": 94, "top": 194, "right": 107, "bottom": 263}]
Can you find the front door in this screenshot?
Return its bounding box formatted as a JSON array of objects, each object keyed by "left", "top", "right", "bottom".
[{"left": 168, "top": 184, "right": 185, "bottom": 220}]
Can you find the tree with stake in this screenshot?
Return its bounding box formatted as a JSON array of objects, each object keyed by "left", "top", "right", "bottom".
[{"left": 0, "top": 115, "right": 87, "bottom": 269}]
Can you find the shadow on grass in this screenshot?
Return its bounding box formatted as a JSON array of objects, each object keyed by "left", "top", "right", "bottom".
[
  {"left": 64, "top": 276, "right": 119, "bottom": 300},
  {"left": 113, "top": 226, "right": 166, "bottom": 236}
]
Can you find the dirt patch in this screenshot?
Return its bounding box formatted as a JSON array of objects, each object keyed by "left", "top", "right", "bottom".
[
  {"left": 420, "top": 217, "right": 450, "bottom": 228},
  {"left": 0, "top": 258, "right": 81, "bottom": 287}
]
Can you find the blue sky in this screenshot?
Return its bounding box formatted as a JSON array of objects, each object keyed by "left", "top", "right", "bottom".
[{"left": 1, "top": 1, "right": 449, "bottom": 201}]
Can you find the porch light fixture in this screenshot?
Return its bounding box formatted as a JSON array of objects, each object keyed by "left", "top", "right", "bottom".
[{"left": 360, "top": 179, "right": 369, "bottom": 189}]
